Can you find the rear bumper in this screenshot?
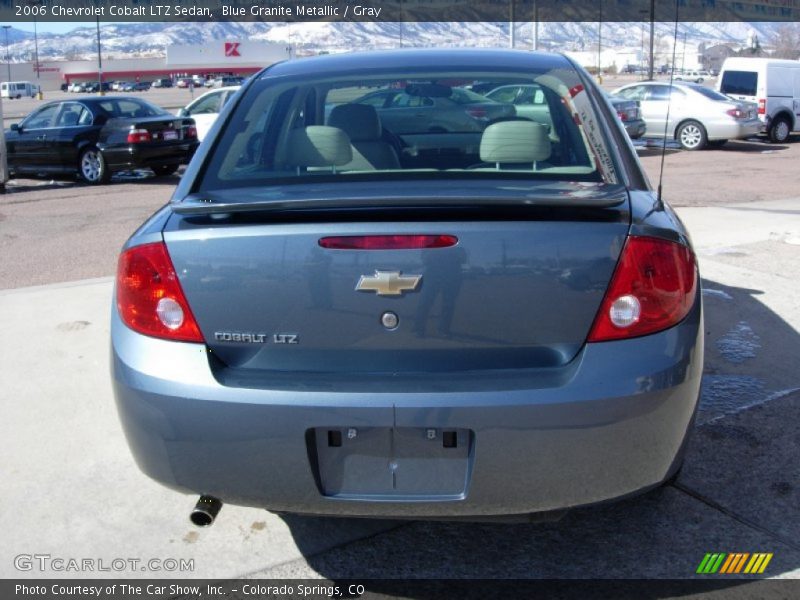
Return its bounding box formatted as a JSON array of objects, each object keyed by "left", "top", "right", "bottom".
[
  {"left": 111, "top": 297, "right": 703, "bottom": 518},
  {"left": 624, "top": 119, "right": 647, "bottom": 139},
  {"left": 707, "top": 118, "right": 763, "bottom": 140},
  {"left": 102, "top": 141, "right": 199, "bottom": 170}
]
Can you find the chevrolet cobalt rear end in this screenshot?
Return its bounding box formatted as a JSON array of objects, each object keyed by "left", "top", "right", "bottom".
[{"left": 111, "top": 50, "right": 702, "bottom": 522}]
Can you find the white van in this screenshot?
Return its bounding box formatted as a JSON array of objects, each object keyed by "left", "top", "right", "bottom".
[
  {"left": 717, "top": 57, "right": 800, "bottom": 143},
  {"left": 0, "top": 81, "right": 38, "bottom": 99}
]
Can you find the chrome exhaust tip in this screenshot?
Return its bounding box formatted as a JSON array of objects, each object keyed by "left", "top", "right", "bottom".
[{"left": 190, "top": 495, "right": 222, "bottom": 527}]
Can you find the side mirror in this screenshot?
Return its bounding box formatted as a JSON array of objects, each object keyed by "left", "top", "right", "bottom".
[{"left": 10, "top": 123, "right": 21, "bottom": 132}]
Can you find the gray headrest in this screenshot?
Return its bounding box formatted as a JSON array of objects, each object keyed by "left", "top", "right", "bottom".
[
  {"left": 327, "top": 104, "right": 382, "bottom": 142},
  {"left": 285, "top": 126, "right": 352, "bottom": 168},
  {"left": 480, "top": 120, "right": 551, "bottom": 164}
]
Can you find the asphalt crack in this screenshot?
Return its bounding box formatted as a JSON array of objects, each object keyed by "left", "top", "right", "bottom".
[{"left": 671, "top": 477, "right": 800, "bottom": 553}]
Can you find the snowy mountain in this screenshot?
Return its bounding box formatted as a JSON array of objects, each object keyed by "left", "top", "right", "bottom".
[{"left": 1, "top": 21, "right": 786, "bottom": 62}]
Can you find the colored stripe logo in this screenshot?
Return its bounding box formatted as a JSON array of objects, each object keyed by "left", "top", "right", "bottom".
[{"left": 697, "top": 553, "right": 773, "bottom": 574}]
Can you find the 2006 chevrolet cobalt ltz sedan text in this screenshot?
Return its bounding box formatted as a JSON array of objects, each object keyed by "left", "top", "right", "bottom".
[{"left": 111, "top": 50, "right": 703, "bottom": 525}]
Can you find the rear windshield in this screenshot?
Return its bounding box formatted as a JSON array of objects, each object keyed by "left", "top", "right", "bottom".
[
  {"left": 197, "top": 65, "right": 619, "bottom": 193},
  {"left": 690, "top": 86, "right": 731, "bottom": 101},
  {"left": 720, "top": 70, "right": 758, "bottom": 96},
  {"left": 95, "top": 98, "right": 168, "bottom": 118}
]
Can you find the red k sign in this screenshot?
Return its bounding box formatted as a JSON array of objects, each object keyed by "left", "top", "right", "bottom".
[{"left": 224, "top": 42, "right": 241, "bottom": 57}]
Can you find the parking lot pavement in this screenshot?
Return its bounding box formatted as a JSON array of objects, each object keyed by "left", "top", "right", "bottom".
[
  {"left": 0, "top": 278, "right": 401, "bottom": 579},
  {"left": 1, "top": 197, "right": 798, "bottom": 581},
  {"left": 253, "top": 199, "right": 800, "bottom": 580}
]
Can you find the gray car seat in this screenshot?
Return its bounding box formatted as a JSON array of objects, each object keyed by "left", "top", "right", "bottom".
[
  {"left": 479, "top": 120, "right": 551, "bottom": 170},
  {"left": 285, "top": 126, "right": 353, "bottom": 174},
  {"left": 327, "top": 104, "right": 400, "bottom": 170}
]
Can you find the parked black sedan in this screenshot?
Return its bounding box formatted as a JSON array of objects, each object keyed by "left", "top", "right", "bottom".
[
  {"left": 606, "top": 94, "right": 647, "bottom": 139},
  {"left": 5, "top": 97, "right": 199, "bottom": 184}
]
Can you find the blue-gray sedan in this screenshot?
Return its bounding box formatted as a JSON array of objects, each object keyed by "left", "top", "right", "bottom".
[{"left": 111, "top": 49, "right": 702, "bottom": 525}]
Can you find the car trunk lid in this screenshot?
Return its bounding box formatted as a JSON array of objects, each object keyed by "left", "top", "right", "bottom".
[
  {"left": 164, "top": 182, "right": 630, "bottom": 374},
  {"left": 114, "top": 115, "right": 196, "bottom": 143}
]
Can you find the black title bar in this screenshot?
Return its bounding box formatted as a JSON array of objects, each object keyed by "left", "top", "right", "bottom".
[
  {"left": 4, "top": 578, "right": 800, "bottom": 600},
  {"left": 2, "top": 0, "right": 800, "bottom": 23}
]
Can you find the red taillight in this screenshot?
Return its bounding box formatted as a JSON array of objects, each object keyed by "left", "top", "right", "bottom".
[
  {"left": 726, "top": 107, "right": 746, "bottom": 119},
  {"left": 465, "top": 107, "right": 487, "bottom": 120},
  {"left": 319, "top": 235, "right": 458, "bottom": 250},
  {"left": 758, "top": 98, "right": 766, "bottom": 115},
  {"left": 116, "top": 242, "right": 204, "bottom": 343},
  {"left": 616, "top": 110, "right": 628, "bottom": 122},
  {"left": 186, "top": 125, "right": 198, "bottom": 139},
  {"left": 587, "top": 236, "right": 697, "bottom": 342},
  {"left": 127, "top": 128, "right": 151, "bottom": 143}
]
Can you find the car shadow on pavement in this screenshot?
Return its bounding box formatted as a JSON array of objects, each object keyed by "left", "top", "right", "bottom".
[
  {"left": 274, "top": 277, "right": 800, "bottom": 594},
  {"left": 634, "top": 138, "right": 789, "bottom": 158},
  {"left": 717, "top": 139, "right": 790, "bottom": 153},
  {"left": 2, "top": 168, "right": 183, "bottom": 193}
]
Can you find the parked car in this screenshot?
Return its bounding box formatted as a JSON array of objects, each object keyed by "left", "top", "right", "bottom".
[
  {"left": 465, "top": 81, "right": 502, "bottom": 95},
  {"left": 68, "top": 82, "right": 86, "bottom": 93},
  {"left": 120, "top": 81, "right": 149, "bottom": 92},
  {"left": 607, "top": 94, "right": 647, "bottom": 139},
  {"left": 675, "top": 70, "right": 711, "bottom": 83},
  {"left": 152, "top": 78, "right": 173, "bottom": 89},
  {"left": 82, "top": 81, "right": 112, "bottom": 93},
  {"left": 623, "top": 65, "right": 647, "bottom": 75},
  {"left": 717, "top": 57, "right": 800, "bottom": 143},
  {"left": 484, "top": 83, "right": 554, "bottom": 125},
  {"left": 612, "top": 81, "right": 761, "bottom": 149},
  {"left": 213, "top": 76, "right": 245, "bottom": 88},
  {"left": 112, "top": 49, "right": 702, "bottom": 524},
  {"left": 4, "top": 97, "right": 199, "bottom": 184},
  {"left": 353, "top": 85, "right": 515, "bottom": 134},
  {"left": 176, "top": 85, "right": 240, "bottom": 141},
  {"left": 176, "top": 78, "right": 193, "bottom": 89},
  {"left": 485, "top": 83, "right": 646, "bottom": 140}
]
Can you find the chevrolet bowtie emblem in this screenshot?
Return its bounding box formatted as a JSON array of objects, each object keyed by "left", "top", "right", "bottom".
[{"left": 356, "top": 271, "right": 422, "bottom": 296}]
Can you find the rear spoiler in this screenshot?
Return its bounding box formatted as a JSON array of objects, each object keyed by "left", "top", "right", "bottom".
[{"left": 171, "top": 190, "right": 629, "bottom": 216}]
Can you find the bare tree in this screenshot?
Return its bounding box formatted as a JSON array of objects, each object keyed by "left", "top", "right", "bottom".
[
  {"left": 643, "top": 34, "right": 670, "bottom": 72},
  {"left": 771, "top": 24, "right": 800, "bottom": 59}
]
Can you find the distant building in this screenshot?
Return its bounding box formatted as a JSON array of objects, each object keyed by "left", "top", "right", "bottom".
[{"left": 1, "top": 42, "right": 292, "bottom": 91}]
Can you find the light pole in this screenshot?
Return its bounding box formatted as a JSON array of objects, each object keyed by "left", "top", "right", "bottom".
[
  {"left": 597, "top": 0, "right": 603, "bottom": 83},
  {"left": 2, "top": 26, "right": 11, "bottom": 82},
  {"left": 641, "top": 22, "right": 645, "bottom": 77},
  {"left": 33, "top": 14, "right": 39, "bottom": 80},
  {"left": 681, "top": 32, "right": 687, "bottom": 72},
  {"left": 648, "top": 0, "right": 655, "bottom": 80},
  {"left": 96, "top": 17, "right": 103, "bottom": 95},
  {"left": 27, "top": 0, "right": 41, "bottom": 80},
  {"left": 509, "top": 0, "right": 515, "bottom": 49}
]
